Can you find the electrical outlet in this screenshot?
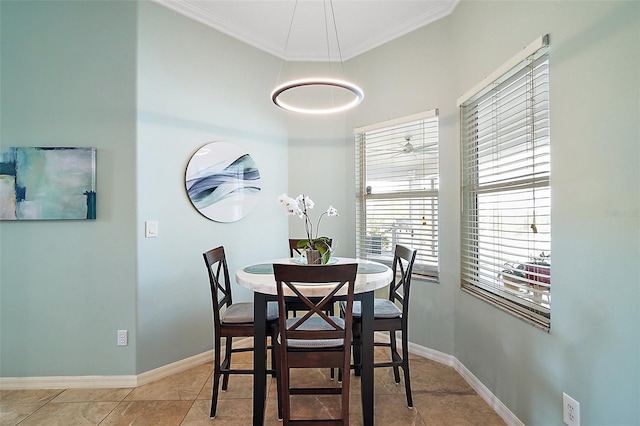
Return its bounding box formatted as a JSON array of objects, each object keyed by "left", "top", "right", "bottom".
[
  {"left": 117, "top": 330, "right": 128, "bottom": 346},
  {"left": 563, "top": 393, "right": 580, "bottom": 426}
]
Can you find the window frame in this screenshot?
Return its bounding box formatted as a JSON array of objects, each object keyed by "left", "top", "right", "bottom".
[
  {"left": 458, "top": 35, "right": 551, "bottom": 330},
  {"left": 355, "top": 110, "right": 440, "bottom": 281}
]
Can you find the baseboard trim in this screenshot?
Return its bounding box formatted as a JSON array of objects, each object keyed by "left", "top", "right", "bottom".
[
  {"left": 0, "top": 350, "right": 214, "bottom": 390},
  {"left": 0, "top": 375, "right": 138, "bottom": 390},
  {"left": 405, "top": 336, "right": 523, "bottom": 426},
  {"left": 137, "top": 350, "right": 213, "bottom": 386},
  {"left": 1, "top": 336, "right": 522, "bottom": 425},
  {"left": 452, "top": 358, "right": 525, "bottom": 426}
]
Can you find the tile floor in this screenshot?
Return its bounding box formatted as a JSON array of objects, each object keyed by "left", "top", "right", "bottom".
[{"left": 1, "top": 342, "right": 506, "bottom": 425}]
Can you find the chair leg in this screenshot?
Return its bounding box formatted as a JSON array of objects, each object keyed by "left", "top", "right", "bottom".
[
  {"left": 270, "top": 334, "right": 277, "bottom": 378},
  {"left": 389, "top": 330, "right": 401, "bottom": 384},
  {"left": 221, "top": 337, "right": 232, "bottom": 391},
  {"left": 401, "top": 330, "right": 413, "bottom": 408},
  {"left": 273, "top": 331, "right": 283, "bottom": 421},
  {"left": 210, "top": 336, "right": 222, "bottom": 418},
  {"left": 352, "top": 322, "right": 362, "bottom": 376},
  {"left": 280, "top": 354, "right": 291, "bottom": 424},
  {"left": 340, "top": 368, "right": 350, "bottom": 425},
  {"left": 329, "top": 304, "right": 336, "bottom": 381}
]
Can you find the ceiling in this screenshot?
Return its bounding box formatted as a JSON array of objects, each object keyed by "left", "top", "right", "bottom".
[{"left": 151, "top": 0, "right": 460, "bottom": 61}]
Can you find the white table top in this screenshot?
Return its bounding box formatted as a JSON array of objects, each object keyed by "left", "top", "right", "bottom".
[{"left": 236, "top": 257, "right": 392, "bottom": 297}]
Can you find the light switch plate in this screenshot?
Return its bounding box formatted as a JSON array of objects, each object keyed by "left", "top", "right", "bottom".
[{"left": 145, "top": 221, "right": 158, "bottom": 238}]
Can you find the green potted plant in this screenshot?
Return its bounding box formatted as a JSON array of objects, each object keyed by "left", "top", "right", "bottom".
[{"left": 278, "top": 193, "right": 338, "bottom": 264}]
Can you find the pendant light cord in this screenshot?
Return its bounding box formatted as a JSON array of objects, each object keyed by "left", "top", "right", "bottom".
[
  {"left": 275, "top": 0, "right": 299, "bottom": 86},
  {"left": 271, "top": 0, "right": 364, "bottom": 114},
  {"left": 324, "top": 1, "right": 335, "bottom": 108},
  {"left": 328, "top": 0, "right": 345, "bottom": 72}
]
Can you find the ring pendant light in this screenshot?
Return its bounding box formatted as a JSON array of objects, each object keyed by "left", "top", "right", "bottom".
[
  {"left": 271, "top": 0, "right": 364, "bottom": 114},
  {"left": 271, "top": 77, "right": 364, "bottom": 114}
]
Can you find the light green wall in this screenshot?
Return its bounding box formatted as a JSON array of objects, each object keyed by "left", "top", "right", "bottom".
[
  {"left": 0, "top": 0, "right": 138, "bottom": 376},
  {"left": 1, "top": 0, "right": 638, "bottom": 424},
  {"left": 288, "top": 1, "right": 639, "bottom": 424},
  {"left": 134, "top": 2, "right": 290, "bottom": 373},
  {"left": 0, "top": 0, "right": 290, "bottom": 377},
  {"left": 450, "top": 2, "right": 639, "bottom": 425}
]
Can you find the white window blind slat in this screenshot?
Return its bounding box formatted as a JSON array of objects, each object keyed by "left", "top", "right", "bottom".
[
  {"left": 460, "top": 36, "right": 551, "bottom": 330},
  {"left": 356, "top": 110, "right": 439, "bottom": 278}
]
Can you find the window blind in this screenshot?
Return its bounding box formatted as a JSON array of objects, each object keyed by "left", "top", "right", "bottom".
[
  {"left": 355, "top": 110, "right": 439, "bottom": 279},
  {"left": 460, "top": 36, "right": 551, "bottom": 330}
]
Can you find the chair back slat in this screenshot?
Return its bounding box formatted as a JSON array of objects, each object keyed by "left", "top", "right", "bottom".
[
  {"left": 389, "top": 244, "right": 418, "bottom": 315},
  {"left": 203, "top": 246, "right": 233, "bottom": 324},
  {"left": 283, "top": 281, "right": 343, "bottom": 331}
]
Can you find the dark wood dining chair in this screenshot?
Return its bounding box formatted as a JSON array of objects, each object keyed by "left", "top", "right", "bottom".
[
  {"left": 340, "top": 244, "right": 418, "bottom": 408},
  {"left": 203, "top": 246, "right": 279, "bottom": 418},
  {"left": 273, "top": 262, "right": 358, "bottom": 425}
]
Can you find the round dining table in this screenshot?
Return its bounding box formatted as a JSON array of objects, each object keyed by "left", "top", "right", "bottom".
[{"left": 236, "top": 257, "right": 392, "bottom": 425}]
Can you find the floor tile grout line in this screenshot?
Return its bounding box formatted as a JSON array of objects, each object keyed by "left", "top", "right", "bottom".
[
  {"left": 3, "top": 347, "right": 504, "bottom": 425},
  {"left": 13, "top": 389, "right": 65, "bottom": 426}
]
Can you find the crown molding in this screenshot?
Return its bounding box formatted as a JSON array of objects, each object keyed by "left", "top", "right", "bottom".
[
  {"left": 341, "top": 0, "right": 459, "bottom": 60},
  {"left": 150, "top": 0, "right": 459, "bottom": 62},
  {"left": 151, "top": 0, "right": 287, "bottom": 58}
]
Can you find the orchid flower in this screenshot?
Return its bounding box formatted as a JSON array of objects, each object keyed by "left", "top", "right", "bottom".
[{"left": 277, "top": 193, "right": 339, "bottom": 264}]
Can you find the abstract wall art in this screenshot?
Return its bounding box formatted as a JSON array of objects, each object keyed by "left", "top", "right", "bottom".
[
  {"left": 185, "top": 141, "right": 261, "bottom": 222},
  {"left": 0, "top": 147, "right": 96, "bottom": 220}
]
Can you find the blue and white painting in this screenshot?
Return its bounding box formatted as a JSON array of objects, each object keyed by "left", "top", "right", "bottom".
[
  {"left": 0, "top": 147, "right": 96, "bottom": 220},
  {"left": 185, "top": 142, "right": 261, "bottom": 222}
]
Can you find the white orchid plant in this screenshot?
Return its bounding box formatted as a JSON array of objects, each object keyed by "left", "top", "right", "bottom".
[{"left": 278, "top": 193, "right": 338, "bottom": 264}]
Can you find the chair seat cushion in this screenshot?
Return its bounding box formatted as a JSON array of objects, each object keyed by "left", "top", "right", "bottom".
[
  {"left": 282, "top": 316, "right": 345, "bottom": 348},
  {"left": 222, "top": 301, "right": 279, "bottom": 323},
  {"left": 347, "top": 299, "right": 402, "bottom": 319}
]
